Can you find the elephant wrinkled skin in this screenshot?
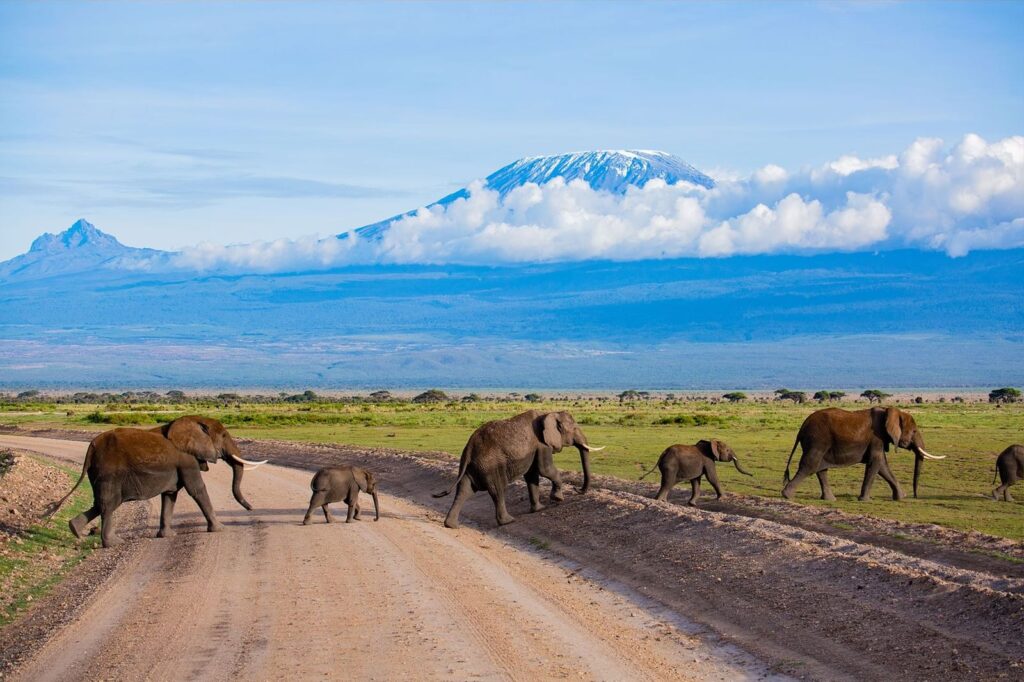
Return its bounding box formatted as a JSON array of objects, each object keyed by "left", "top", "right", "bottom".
[
  {"left": 433, "top": 410, "right": 602, "bottom": 529},
  {"left": 641, "top": 439, "right": 753, "bottom": 506},
  {"left": 782, "top": 407, "right": 944, "bottom": 501},
  {"left": 303, "top": 466, "right": 380, "bottom": 523},
  {"left": 45, "top": 415, "right": 265, "bottom": 547}
]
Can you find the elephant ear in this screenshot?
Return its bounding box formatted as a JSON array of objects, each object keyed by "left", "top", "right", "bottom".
[
  {"left": 884, "top": 408, "right": 902, "bottom": 448},
  {"left": 165, "top": 417, "right": 218, "bottom": 462},
  {"left": 696, "top": 440, "right": 717, "bottom": 459},
  {"left": 541, "top": 413, "right": 563, "bottom": 451}
]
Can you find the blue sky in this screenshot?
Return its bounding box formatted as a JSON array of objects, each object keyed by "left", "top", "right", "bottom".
[{"left": 1, "top": 1, "right": 1022, "bottom": 260}]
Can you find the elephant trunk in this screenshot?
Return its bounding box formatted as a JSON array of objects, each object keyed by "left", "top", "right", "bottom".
[
  {"left": 371, "top": 490, "right": 380, "bottom": 521},
  {"left": 577, "top": 445, "right": 592, "bottom": 493},
  {"left": 732, "top": 457, "right": 754, "bottom": 477},
  {"left": 913, "top": 452, "right": 922, "bottom": 499},
  {"left": 228, "top": 461, "right": 253, "bottom": 510}
]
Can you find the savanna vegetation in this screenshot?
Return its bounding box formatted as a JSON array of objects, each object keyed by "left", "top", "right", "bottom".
[{"left": 2, "top": 389, "right": 1021, "bottom": 539}]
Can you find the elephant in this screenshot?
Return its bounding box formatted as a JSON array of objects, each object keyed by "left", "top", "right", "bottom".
[
  {"left": 781, "top": 407, "right": 944, "bottom": 501},
  {"left": 639, "top": 439, "right": 753, "bottom": 506},
  {"left": 45, "top": 415, "right": 266, "bottom": 547},
  {"left": 303, "top": 466, "right": 380, "bottom": 524},
  {"left": 992, "top": 444, "right": 1024, "bottom": 502},
  {"left": 432, "top": 410, "right": 603, "bottom": 529}
]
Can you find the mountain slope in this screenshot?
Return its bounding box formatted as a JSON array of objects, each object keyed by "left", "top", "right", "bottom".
[
  {"left": 0, "top": 219, "right": 167, "bottom": 282},
  {"left": 352, "top": 150, "right": 714, "bottom": 239}
]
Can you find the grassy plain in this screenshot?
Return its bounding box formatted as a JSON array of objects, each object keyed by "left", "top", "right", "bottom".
[{"left": 2, "top": 397, "right": 1021, "bottom": 540}]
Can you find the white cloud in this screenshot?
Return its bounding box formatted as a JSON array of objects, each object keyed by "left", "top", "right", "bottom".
[{"left": 161, "top": 133, "right": 1024, "bottom": 270}]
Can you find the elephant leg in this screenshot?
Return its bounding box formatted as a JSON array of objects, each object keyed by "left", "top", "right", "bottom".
[
  {"left": 688, "top": 478, "right": 701, "bottom": 507},
  {"left": 536, "top": 446, "right": 564, "bottom": 502},
  {"left": 525, "top": 467, "right": 545, "bottom": 513},
  {"left": 782, "top": 451, "right": 822, "bottom": 499},
  {"left": 489, "top": 485, "right": 515, "bottom": 526},
  {"left": 877, "top": 456, "right": 904, "bottom": 501},
  {"left": 323, "top": 504, "right": 335, "bottom": 523},
  {"left": 303, "top": 492, "right": 325, "bottom": 524},
  {"left": 858, "top": 456, "right": 882, "bottom": 502},
  {"left": 443, "top": 476, "right": 474, "bottom": 529},
  {"left": 816, "top": 470, "right": 836, "bottom": 501},
  {"left": 1005, "top": 485, "right": 1015, "bottom": 502},
  {"left": 353, "top": 499, "right": 362, "bottom": 520},
  {"left": 704, "top": 466, "right": 723, "bottom": 500},
  {"left": 69, "top": 502, "right": 100, "bottom": 539},
  {"left": 181, "top": 469, "right": 224, "bottom": 533},
  {"left": 654, "top": 469, "right": 677, "bottom": 501},
  {"left": 158, "top": 490, "right": 179, "bottom": 538},
  {"left": 98, "top": 484, "right": 122, "bottom": 548}
]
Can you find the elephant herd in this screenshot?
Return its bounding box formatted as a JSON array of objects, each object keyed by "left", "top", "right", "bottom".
[{"left": 45, "top": 407, "right": 1021, "bottom": 548}]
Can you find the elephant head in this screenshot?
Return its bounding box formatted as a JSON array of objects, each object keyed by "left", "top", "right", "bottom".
[
  {"left": 697, "top": 439, "right": 753, "bottom": 476},
  {"left": 540, "top": 411, "right": 603, "bottom": 493},
  {"left": 355, "top": 468, "right": 381, "bottom": 521},
  {"left": 160, "top": 416, "right": 266, "bottom": 510},
  {"left": 883, "top": 407, "right": 944, "bottom": 498}
]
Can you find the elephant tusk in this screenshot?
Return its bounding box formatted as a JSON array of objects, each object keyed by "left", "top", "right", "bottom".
[
  {"left": 917, "top": 449, "right": 945, "bottom": 461},
  {"left": 231, "top": 454, "right": 268, "bottom": 469},
  {"left": 582, "top": 445, "right": 605, "bottom": 452}
]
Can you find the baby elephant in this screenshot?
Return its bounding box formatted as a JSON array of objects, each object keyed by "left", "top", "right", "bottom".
[
  {"left": 992, "top": 444, "right": 1024, "bottom": 502},
  {"left": 641, "top": 439, "right": 752, "bottom": 506},
  {"left": 303, "top": 466, "right": 380, "bottom": 524}
]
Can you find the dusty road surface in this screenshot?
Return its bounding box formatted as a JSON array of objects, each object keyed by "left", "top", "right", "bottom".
[{"left": 0, "top": 435, "right": 770, "bottom": 682}]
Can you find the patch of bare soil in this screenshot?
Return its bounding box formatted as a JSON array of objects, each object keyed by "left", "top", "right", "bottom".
[{"left": 239, "top": 437, "right": 1024, "bottom": 681}]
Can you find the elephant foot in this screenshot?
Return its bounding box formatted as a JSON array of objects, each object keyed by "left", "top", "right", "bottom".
[
  {"left": 529, "top": 503, "right": 546, "bottom": 513},
  {"left": 550, "top": 490, "right": 564, "bottom": 503},
  {"left": 496, "top": 514, "right": 516, "bottom": 526},
  {"left": 102, "top": 535, "right": 123, "bottom": 548},
  {"left": 781, "top": 489, "right": 794, "bottom": 500},
  {"left": 68, "top": 517, "right": 88, "bottom": 539},
  {"left": 443, "top": 518, "right": 461, "bottom": 529},
  {"left": 821, "top": 493, "right": 836, "bottom": 502},
  {"left": 207, "top": 522, "right": 225, "bottom": 533},
  {"left": 157, "top": 528, "right": 176, "bottom": 538},
  {"left": 686, "top": 500, "right": 700, "bottom": 507},
  {"left": 892, "top": 492, "right": 905, "bottom": 501},
  {"left": 857, "top": 495, "right": 871, "bottom": 502}
]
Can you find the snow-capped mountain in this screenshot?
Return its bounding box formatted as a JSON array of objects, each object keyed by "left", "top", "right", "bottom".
[
  {"left": 351, "top": 150, "right": 714, "bottom": 239},
  {"left": 0, "top": 219, "right": 166, "bottom": 281}
]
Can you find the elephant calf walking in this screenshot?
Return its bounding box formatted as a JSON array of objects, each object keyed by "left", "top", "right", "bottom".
[
  {"left": 992, "top": 444, "right": 1024, "bottom": 502},
  {"left": 640, "top": 439, "right": 752, "bottom": 506},
  {"left": 303, "top": 466, "right": 380, "bottom": 524}
]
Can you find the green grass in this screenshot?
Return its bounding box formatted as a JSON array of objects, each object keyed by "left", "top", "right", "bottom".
[
  {"left": 2, "top": 398, "right": 1022, "bottom": 540},
  {"left": 0, "top": 457, "right": 100, "bottom": 627}
]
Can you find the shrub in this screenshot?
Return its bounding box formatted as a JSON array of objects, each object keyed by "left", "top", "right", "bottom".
[
  {"left": 722, "top": 392, "right": 747, "bottom": 402},
  {"left": 988, "top": 387, "right": 1021, "bottom": 403},
  {"left": 524, "top": 393, "right": 542, "bottom": 403},
  {"left": 861, "top": 389, "right": 892, "bottom": 404},
  {"left": 412, "top": 389, "right": 448, "bottom": 404}
]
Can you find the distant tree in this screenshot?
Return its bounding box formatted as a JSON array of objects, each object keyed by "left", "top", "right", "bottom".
[
  {"left": 989, "top": 387, "right": 1021, "bottom": 403},
  {"left": 813, "top": 391, "right": 830, "bottom": 403},
  {"left": 367, "top": 390, "right": 393, "bottom": 402},
  {"left": 218, "top": 392, "right": 242, "bottom": 401},
  {"left": 16, "top": 390, "right": 40, "bottom": 400},
  {"left": 284, "top": 390, "right": 318, "bottom": 403},
  {"left": 165, "top": 390, "right": 186, "bottom": 402},
  {"left": 412, "top": 389, "right": 448, "bottom": 404},
  {"left": 776, "top": 390, "right": 807, "bottom": 403},
  {"left": 618, "top": 390, "right": 641, "bottom": 403},
  {"left": 665, "top": 393, "right": 676, "bottom": 401},
  {"left": 524, "top": 393, "right": 542, "bottom": 403},
  {"left": 829, "top": 391, "right": 846, "bottom": 401},
  {"left": 952, "top": 395, "right": 965, "bottom": 403},
  {"left": 722, "top": 392, "right": 747, "bottom": 403},
  {"left": 461, "top": 393, "right": 481, "bottom": 403},
  {"left": 860, "top": 389, "right": 892, "bottom": 404},
  {"left": 914, "top": 396, "right": 925, "bottom": 404}
]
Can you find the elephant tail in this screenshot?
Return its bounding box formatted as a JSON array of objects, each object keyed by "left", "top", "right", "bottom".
[
  {"left": 782, "top": 433, "right": 801, "bottom": 486},
  {"left": 432, "top": 443, "right": 471, "bottom": 498},
  {"left": 41, "top": 442, "right": 93, "bottom": 518},
  {"left": 638, "top": 462, "right": 659, "bottom": 481}
]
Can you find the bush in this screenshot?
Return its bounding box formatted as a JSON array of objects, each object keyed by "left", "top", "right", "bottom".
[
  {"left": 412, "top": 389, "right": 448, "bottom": 404},
  {"left": 83, "top": 411, "right": 156, "bottom": 425},
  {"left": 653, "top": 413, "right": 726, "bottom": 427},
  {"left": 861, "top": 389, "right": 892, "bottom": 404},
  {"left": 722, "top": 392, "right": 747, "bottom": 402},
  {"left": 524, "top": 393, "right": 542, "bottom": 403},
  {"left": 988, "top": 387, "right": 1021, "bottom": 403}
]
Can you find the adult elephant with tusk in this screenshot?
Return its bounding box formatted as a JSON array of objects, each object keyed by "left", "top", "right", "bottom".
[
  {"left": 782, "top": 406, "right": 944, "bottom": 501},
  {"left": 433, "top": 410, "right": 603, "bottom": 529},
  {"left": 44, "top": 415, "right": 266, "bottom": 547}
]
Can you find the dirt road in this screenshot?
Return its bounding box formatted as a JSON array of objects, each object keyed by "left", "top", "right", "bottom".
[{"left": 0, "top": 435, "right": 768, "bottom": 681}]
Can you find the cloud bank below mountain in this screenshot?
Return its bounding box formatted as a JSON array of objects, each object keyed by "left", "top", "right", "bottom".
[{"left": 171, "top": 134, "right": 1023, "bottom": 271}]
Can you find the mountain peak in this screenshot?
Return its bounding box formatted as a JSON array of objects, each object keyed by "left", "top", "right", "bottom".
[
  {"left": 29, "top": 219, "right": 124, "bottom": 253},
  {"left": 353, "top": 149, "right": 714, "bottom": 239}
]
